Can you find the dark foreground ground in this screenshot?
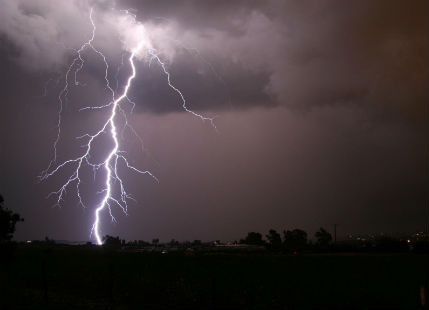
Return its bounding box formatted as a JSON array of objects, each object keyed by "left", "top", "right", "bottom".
[{"left": 0, "top": 245, "right": 428, "bottom": 310}]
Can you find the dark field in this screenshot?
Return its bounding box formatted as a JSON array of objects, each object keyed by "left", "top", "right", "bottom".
[{"left": 1, "top": 245, "right": 428, "bottom": 310}]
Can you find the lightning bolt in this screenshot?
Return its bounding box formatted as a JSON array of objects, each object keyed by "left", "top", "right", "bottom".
[{"left": 40, "top": 8, "right": 215, "bottom": 245}]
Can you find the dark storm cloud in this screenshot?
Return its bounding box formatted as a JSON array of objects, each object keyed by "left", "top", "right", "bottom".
[
  {"left": 126, "top": 54, "right": 274, "bottom": 114},
  {"left": 116, "top": 0, "right": 427, "bottom": 117},
  {"left": 0, "top": 0, "right": 426, "bottom": 117}
]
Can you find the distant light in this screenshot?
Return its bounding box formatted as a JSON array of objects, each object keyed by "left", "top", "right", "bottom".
[
  {"left": 26, "top": 240, "right": 32, "bottom": 243},
  {"left": 407, "top": 239, "right": 411, "bottom": 243}
]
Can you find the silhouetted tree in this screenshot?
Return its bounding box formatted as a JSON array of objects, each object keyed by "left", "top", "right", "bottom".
[
  {"left": 0, "top": 194, "right": 23, "bottom": 242},
  {"left": 193, "top": 239, "right": 202, "bottom": 246},
  {"left": 240, "top": 232, "right": 265, "bottom": 246},
  {"left": 137, "top": 240, "right": 150, "bottom": 246},
  {"left": 44, "top": 236, "right": 55, "bottom": 244},
  {"left": 103, "top": 235, "right": 121, "bottom": 246},
  {"left": 283, "top": 229, "right": 307, "bottom": 252},
  {"left": 152, "top": 238, "right": 159, "bottom": 246},
  {"left": 315, "top": 227, "right": 332, "bottom": 247},
  {"left": 266, "top": 229, "right": 282, "bottom": 251},
  {"left": 169, "top": 239, "right": 179, "bottom": 246}
]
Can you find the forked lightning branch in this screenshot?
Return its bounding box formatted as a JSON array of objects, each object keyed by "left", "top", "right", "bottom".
[{"left": 39, "top": 8, "right": 215, "bottom": 245}]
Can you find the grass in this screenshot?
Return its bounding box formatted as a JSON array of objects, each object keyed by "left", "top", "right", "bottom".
[{"left": 0, "top": 245, "right": 428, "bottom": 309}]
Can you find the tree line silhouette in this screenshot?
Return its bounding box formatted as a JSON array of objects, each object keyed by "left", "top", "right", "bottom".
[
  {"left": 0, "top": 194, "right": 23, "bottom": 243},
  {"left": 240, "top": 228, "right": 332, "bottom": 253},
  {"left": 0, "top": 193, "right": 428, "bottom": 253}
]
